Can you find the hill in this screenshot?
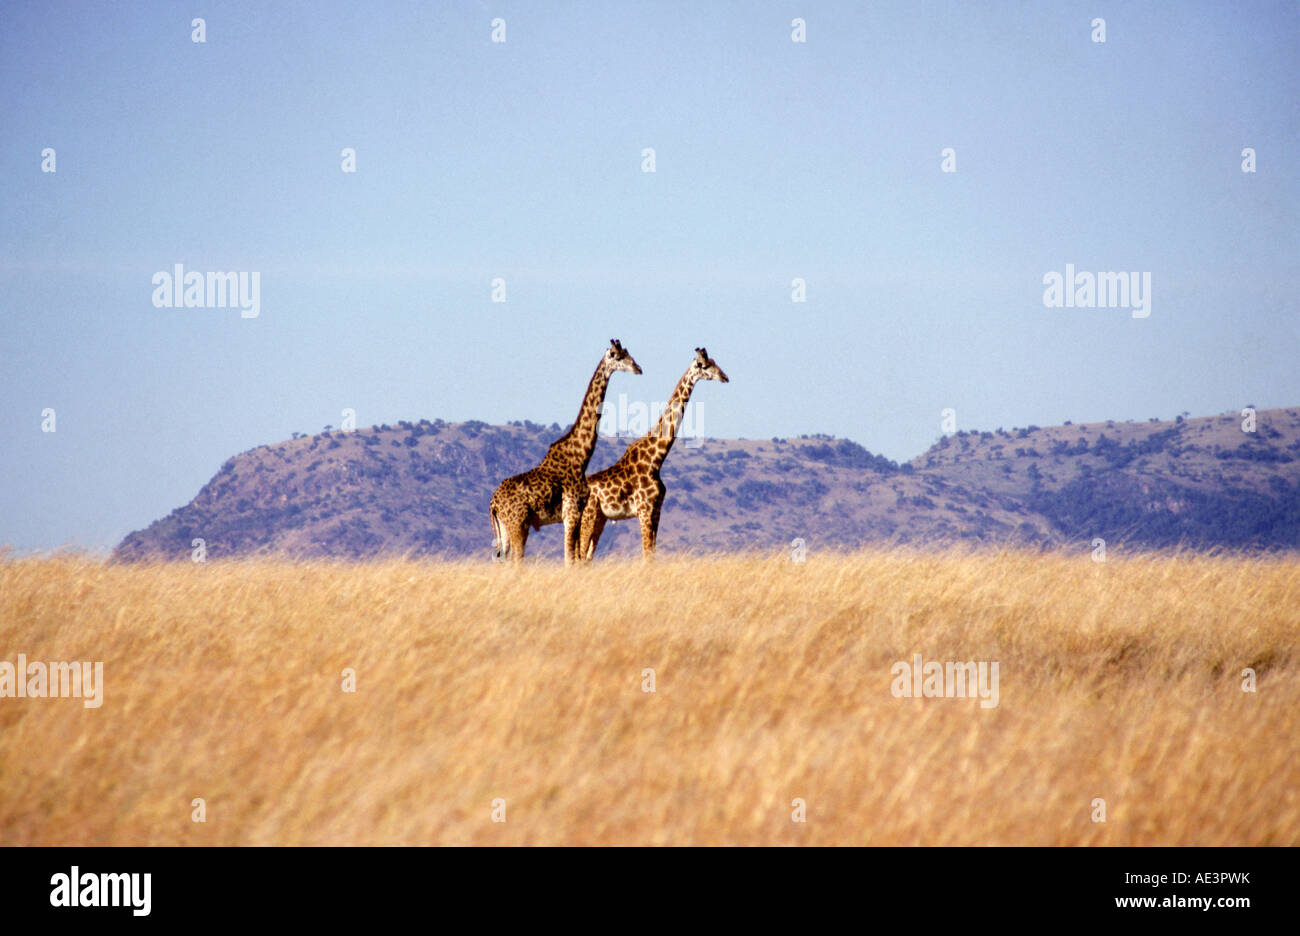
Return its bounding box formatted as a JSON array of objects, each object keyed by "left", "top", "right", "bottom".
[{"left": 111, "top": 408, "right": 1300, "bottom": 561}]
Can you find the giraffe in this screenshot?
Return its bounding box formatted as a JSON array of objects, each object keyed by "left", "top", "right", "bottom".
[
  {"left": 490, "top": 339, "right": 642, "bottom": 565},
  {"left": 580, "top": 347, "right": 728, "bottom": 560}
]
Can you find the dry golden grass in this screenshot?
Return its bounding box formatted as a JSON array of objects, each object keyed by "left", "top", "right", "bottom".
[{"left": 1, "top": 548, "right": 1297, "bottom": 845}]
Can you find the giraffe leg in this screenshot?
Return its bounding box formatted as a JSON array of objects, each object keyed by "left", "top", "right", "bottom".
[
  {"left": 584, "top": 510, "right": 608, "bottom": 561},
  {"left": 507, "top": 522, "right": 528, "bottom": 563},
  {"left": 640, "top": 494, "right": 664, "bottom": 558},
  {"left": 638, "top": 510, "right": 656, "bottom": 558},
  {"left": 562, "top": 493, "right": 585, "bottom": 567},
  {"left": 579, "top": 497, "right": 602, "bottom": 562}
]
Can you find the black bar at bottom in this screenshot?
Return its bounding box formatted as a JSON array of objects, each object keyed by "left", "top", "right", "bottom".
[{"left": 0, "top": 845, "right": 1288, "bottom": 925}]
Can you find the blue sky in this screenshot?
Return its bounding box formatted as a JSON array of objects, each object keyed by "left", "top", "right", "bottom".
[{"left": 2, "top": 1, "right": 1297, "bottom": 552}]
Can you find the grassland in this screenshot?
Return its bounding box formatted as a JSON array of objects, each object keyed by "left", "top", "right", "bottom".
[{"left": 1, "top": 549, "right": 1297, "bottom": 845}]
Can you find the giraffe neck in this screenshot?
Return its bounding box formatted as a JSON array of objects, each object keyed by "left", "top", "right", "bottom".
[
  {"left": 553, "top": 358, "right": 616, "bottom": 472},
  {"left": 647, "top": 368, "right": 700, "bottom": 468}
]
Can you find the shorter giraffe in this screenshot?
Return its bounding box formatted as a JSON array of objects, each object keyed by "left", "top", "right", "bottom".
[
  {"left": 490, "top": 339, "right": 642, "bottom": 565},
  {"left": 580, "top": 347, "right": 728, "bottom": 559}
]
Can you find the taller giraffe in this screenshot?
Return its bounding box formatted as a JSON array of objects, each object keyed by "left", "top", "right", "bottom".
[
  {"left": 580, "top": 347, "right": 728, "bottom": 559},
  {"left": 490, "top": 339, "right": 642, "bottom": 565}
]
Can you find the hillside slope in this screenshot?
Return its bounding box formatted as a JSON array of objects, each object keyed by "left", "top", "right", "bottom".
[{"left": 112, "top": 408, "right": 1300, "bottom": 561}]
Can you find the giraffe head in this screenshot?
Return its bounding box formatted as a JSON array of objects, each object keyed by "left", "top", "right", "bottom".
[
  {"left": 606, "top": 338, "right": 643, "bottom": 375},
  {"left": 689, "top": 347, "right": 729, "bottom": 383}
]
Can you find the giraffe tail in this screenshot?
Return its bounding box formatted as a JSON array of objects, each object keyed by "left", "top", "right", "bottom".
[{"left": 490, "top": 506, "right": 505, "bottom": 561}]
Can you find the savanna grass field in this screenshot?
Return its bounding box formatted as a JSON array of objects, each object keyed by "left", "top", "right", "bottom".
[{"left": 2, "top": 548, "right": 1296, "bottom": 845}]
